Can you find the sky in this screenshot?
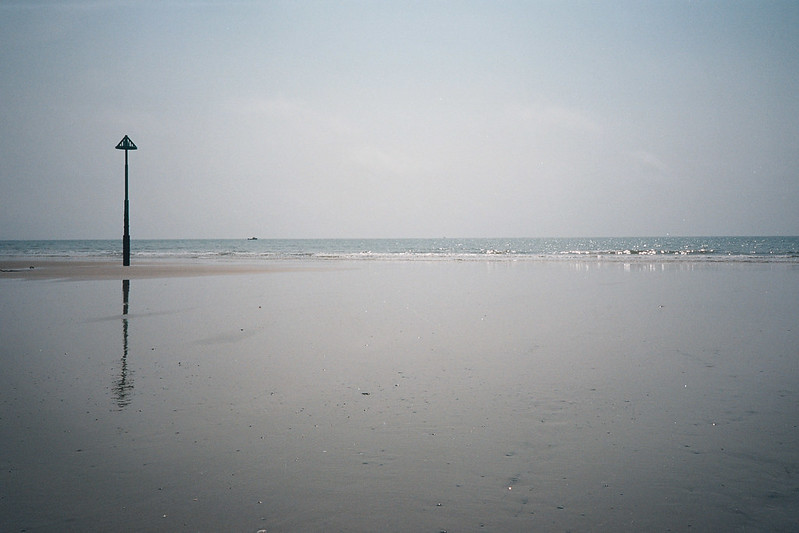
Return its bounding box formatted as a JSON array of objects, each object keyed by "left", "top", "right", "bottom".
[{"left": 1, "top": 0, "right": 798, "bottom": 239}]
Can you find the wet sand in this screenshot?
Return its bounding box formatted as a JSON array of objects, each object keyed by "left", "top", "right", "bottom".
[
  {"left": 0, "top": 259, "right": 299, "bottom": 280},
  {"left": 1, "top": 260, "right": 798, "bottom": 531}
]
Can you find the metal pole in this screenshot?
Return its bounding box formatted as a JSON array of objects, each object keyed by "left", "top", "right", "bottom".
[
  {"left": 116, "top": 135, "right": 136, "bottom": 266},
  {"left": 123, "top": 148, "right": 130, "bottom": 266}
]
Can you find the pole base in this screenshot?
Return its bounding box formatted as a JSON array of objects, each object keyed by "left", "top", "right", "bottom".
[{"left": 123, "top": 235, "right": 130, "bottom": 266}]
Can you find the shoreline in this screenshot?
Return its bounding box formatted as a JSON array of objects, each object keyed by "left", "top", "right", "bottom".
[{"left": 3, "top": 256, "right": 798, "bottom": 282}]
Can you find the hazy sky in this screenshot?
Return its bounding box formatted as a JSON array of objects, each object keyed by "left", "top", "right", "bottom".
[{"left": 2, "top": 0, "right": 798, "bottom": 239}]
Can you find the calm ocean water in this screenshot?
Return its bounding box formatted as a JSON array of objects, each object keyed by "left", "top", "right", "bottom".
[{"left": 1, "top": 236, "right": 798, "bottom": 262}]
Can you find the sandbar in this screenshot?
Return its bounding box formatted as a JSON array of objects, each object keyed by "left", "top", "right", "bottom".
[{"left": 0, "top": 258, "right": 304, "bottom": 280}]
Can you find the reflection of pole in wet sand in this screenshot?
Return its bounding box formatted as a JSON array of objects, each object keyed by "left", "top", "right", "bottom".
[{"left": 113, "top": 279, "right": 133, "bottom": 409}]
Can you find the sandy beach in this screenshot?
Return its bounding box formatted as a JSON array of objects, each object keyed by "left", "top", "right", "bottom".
[{"left": 1, "top": 259, "right": 798, "bottom": 531}]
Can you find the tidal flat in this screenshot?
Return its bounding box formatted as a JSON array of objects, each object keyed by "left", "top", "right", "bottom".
[{"left": 1, "top": 260, "right": 798, "bottom": 531}]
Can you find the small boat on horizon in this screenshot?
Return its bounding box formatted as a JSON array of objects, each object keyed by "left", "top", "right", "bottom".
[{"left": 247, "top": 237, "right": 258, "bottom": 240}]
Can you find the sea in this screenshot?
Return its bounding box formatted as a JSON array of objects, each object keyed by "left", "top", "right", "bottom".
[{"left": 1, "top": 236, "right": 798, "bottom": 263}]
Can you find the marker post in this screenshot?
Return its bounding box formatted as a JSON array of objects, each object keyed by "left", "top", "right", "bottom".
[{"left": 115, "top": 135, "right": 137, "bottom": 266}]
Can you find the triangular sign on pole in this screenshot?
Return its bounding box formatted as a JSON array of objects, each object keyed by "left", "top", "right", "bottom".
[{"left": 115, "top": 135, "right": 137, "bottom": 150}]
